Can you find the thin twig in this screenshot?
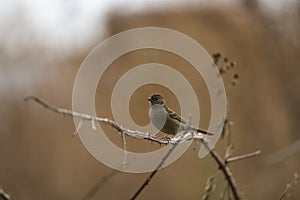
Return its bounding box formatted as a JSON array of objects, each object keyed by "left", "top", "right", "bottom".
[
  {"left": 219, "top": 182, "right": 230, "bottom": 200},
  {"left": 225, "top": 150, "right": 261, "bottom": 164},
  {"left": 279, "top": 172, "right": 299, "bottom": 200},
  {"left": 82, "top": 170, "right": 119, "bottom": 200},
  {"left": 130, "top": 135, "right": 184, "bottom": 200},
  {"left": 202, "top": 175, "right": 216, "bottom": 200},
  {"left": 121, "top": 133, "right": 128, "bottom": 168},
  {"left": 0, "top": 188, "right": 10, "bottom": 200}
]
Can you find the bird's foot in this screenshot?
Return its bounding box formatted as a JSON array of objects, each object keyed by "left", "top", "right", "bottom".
[{"left": 159, "top": 136, "right": 172, "bottom": 143}]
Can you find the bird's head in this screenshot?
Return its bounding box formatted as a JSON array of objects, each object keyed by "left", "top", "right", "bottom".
[{"left": 147, "top": 94, "right": 166, "bottom": 106}]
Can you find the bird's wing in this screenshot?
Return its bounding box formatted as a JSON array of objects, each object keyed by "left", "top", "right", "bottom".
[
  {"left": 166, "top": 106, "right": 214, "bottom": 135},
  {"left": 166, "top": 106, "right": 186, "bottom": 124}
]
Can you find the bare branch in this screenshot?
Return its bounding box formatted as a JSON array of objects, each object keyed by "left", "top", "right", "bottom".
[
  {"left": 25, "top": 96, "right": 258, "bottom": 200},
  {"left": 202, "top": 175, "right": 216, "bottom": 200},
  {"left": 225, "top": 150, "right": 261, "bottom": 164},
  {"left": 0, "top": 188, "right": 10, "bottom": 200},
  {"left": 279, "top": 172, "right": 299, "bottom": 200},
  {"left": 219, "top": 182, "right": 230, "bottom": 200},
  {"left": 202, "top": 141, "right": 241, "bottom": 200},
  {"left": 130, "top": 134, "right": 184, "bottom": 200},
  {"left": 24, "top": 96, "right": 204, "bottom": 145},
  {"left": 81, "top": 170, "right": 119, "bottom": 200}
]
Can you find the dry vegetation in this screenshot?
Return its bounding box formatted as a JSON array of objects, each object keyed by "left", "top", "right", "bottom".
[{"left": 0, "top": 3, "right": 300, "bottom": 200}]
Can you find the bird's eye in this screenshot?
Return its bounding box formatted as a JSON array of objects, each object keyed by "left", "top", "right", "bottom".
[{"left": 153, "top": 97, "right": 157, "bottom": 100}]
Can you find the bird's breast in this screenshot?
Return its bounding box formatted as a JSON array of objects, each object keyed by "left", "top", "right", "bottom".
[{"left": 149, "top": 105, "right": 168, "bottom": 130}]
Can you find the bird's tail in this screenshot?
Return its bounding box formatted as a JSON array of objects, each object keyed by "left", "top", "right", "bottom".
[
  {"left": 196, "top": 128, "right": 214, "bottom": 136},
  {"left": 181, "top": 124, "right": 214, "bottom": 136}
]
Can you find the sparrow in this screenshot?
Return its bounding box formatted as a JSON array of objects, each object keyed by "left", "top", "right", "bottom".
[{"left": 147, "top": 94, "right": 214, "bottom": 136}]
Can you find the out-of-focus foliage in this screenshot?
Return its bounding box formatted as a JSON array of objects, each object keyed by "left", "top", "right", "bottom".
[{"left": 0, "top": 1, "right": 299, "bottom": 200}]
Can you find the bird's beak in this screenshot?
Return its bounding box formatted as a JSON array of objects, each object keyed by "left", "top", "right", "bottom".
[{"left": 147, "top": 97, "right": 151, "bottom": 102}]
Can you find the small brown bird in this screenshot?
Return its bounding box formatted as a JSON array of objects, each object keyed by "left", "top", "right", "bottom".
[{"left": 148, "top": 94, "right": 214, "bottom": 136}]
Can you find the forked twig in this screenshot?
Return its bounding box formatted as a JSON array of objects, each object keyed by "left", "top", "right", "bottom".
[{"left": 202, "top": 141, "right": 241, "bottom": 200}]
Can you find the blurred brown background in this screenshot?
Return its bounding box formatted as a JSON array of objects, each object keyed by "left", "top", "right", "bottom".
[{"left": 0, "top": 1, "right": 300, "bottom": 199}]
